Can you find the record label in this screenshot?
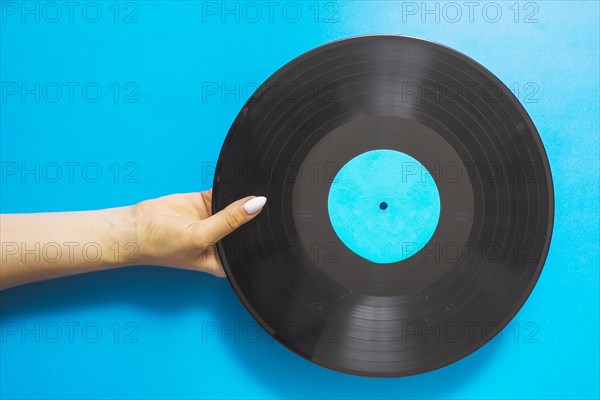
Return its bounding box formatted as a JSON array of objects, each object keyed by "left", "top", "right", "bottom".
[{"left": 327, "top": 149, "right": 440, "bottom": 263}]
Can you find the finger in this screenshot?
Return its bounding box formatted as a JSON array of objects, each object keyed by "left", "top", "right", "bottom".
[
  {"left": 194, "top": 253, "right": 225, "bottom": 278},
  {"left": 201, "top": 196, "right": 267, "bottom": 244},
  {"left": 200, "top": 189, "right": 213, "bottom": 212},
  {"left": 194, "top": 245, "right": 226, "bottom": 277}
]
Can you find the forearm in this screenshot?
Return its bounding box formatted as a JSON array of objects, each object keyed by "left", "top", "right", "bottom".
[{"left": 0, "top": 206, "right": 138, "bottom": 290}]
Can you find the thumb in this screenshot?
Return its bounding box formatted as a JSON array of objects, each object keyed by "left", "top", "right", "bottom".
[{"left": 202, "top": 196, "right": 267, "bottom": 244}]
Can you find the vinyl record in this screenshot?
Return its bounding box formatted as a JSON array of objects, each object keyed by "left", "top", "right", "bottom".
[{"left": 212, "top": 35, "right": 554, "bottom": 377}]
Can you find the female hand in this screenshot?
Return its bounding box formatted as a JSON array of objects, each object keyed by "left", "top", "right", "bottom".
[
  {"left": 133, "top": 190, "right": 266, "bottom": 276},
  {"left": 0, "top": 190, "right": 267, "bottom": 289}
]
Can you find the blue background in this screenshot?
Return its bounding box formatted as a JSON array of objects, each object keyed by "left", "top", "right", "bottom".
[{"left": 1, "top": 1, "right": 598, "bottom": 399}]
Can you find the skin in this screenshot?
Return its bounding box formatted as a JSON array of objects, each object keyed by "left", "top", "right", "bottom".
[{"left": 0, "top": 189, "right": 263, "bottom": 290}]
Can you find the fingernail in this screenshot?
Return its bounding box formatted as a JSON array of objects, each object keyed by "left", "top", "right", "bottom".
[{"left": 243, "top": 196, "right": 267, "bottom": 215}]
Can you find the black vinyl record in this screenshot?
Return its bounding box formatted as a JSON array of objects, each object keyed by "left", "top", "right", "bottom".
[{"left": 212, "top": 35, "right": 554, "bottom": 377}]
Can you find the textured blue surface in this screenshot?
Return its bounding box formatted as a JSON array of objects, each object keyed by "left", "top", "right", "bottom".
[
  {"left": 1, "top": 1, "right": 599, "bottom": 399},
  {"left": 328, "top": 150, "right": 440, "bottom": 263}
]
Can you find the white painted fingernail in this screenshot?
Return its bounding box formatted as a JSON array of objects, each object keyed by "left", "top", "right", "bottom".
[{"left": 243, "top": 196, "right": 267, "bottom": 215}]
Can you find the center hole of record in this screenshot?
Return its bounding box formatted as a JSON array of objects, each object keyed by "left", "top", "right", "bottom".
[{"left": 327, "top": 149, "right": 441, "bottom": 264}]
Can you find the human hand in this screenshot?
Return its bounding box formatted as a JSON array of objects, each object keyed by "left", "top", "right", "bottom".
[{"left": 132, "top": 190, "right": 266, "bottom": 277}]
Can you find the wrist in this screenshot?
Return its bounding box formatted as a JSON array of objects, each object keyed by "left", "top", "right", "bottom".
[{"left": 101, "top": 205, "right": 142, "bottom": 267}]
